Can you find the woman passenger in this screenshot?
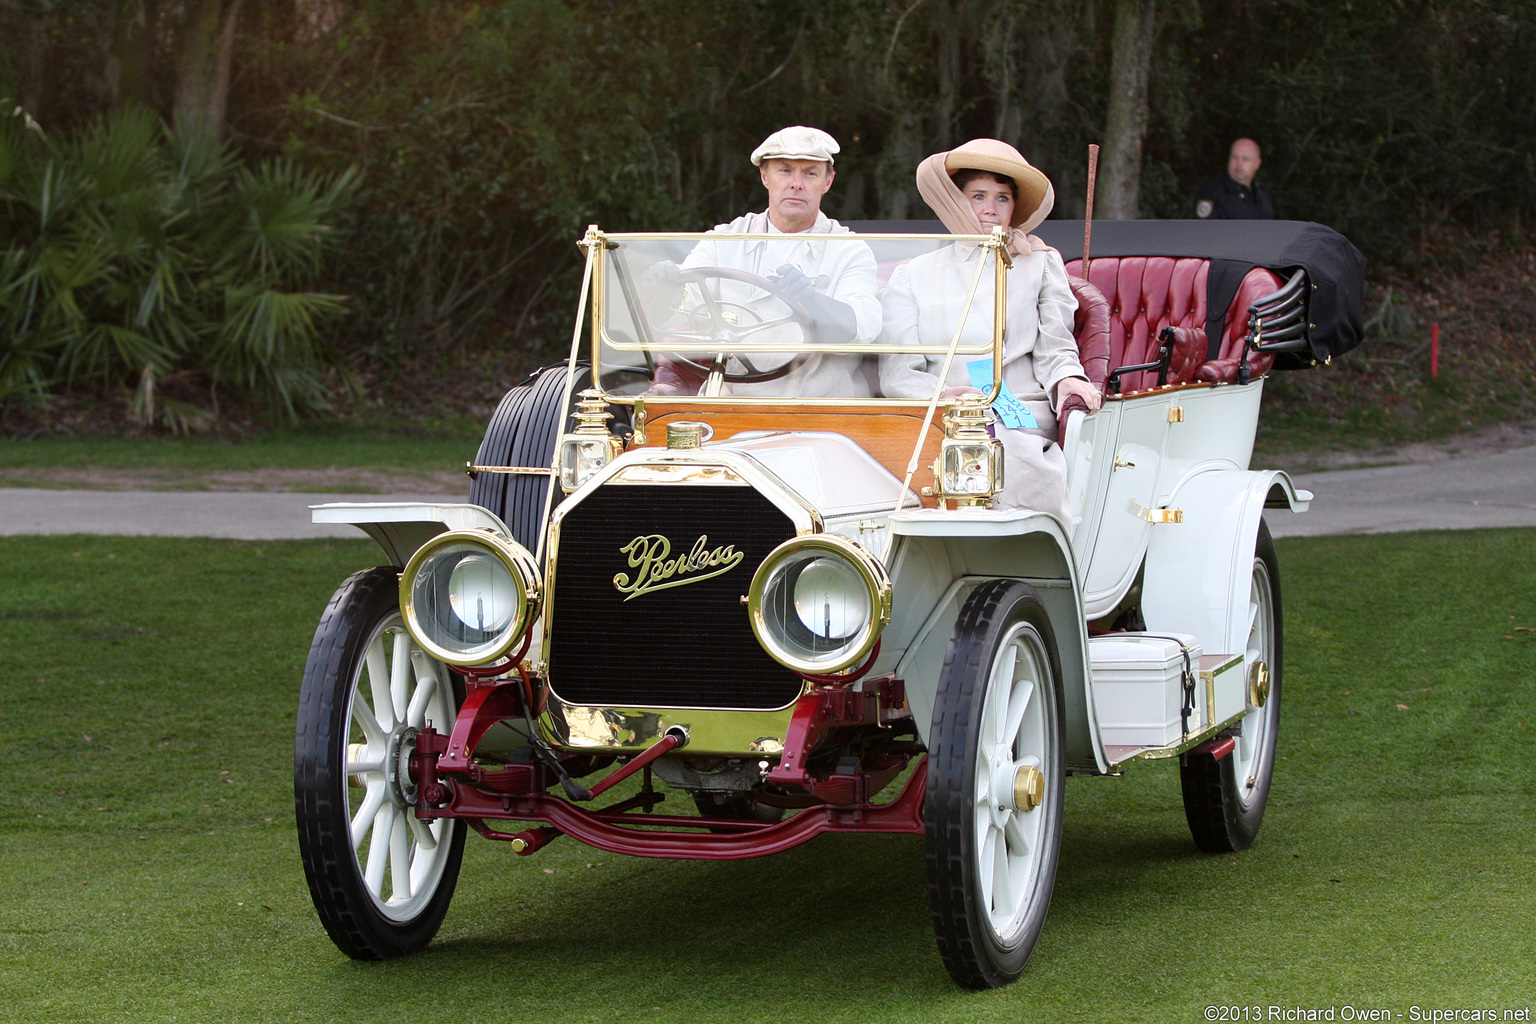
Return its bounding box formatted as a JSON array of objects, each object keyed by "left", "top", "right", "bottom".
[{"left": 879, "top": 139, "right": 1102, "bottom": 524}]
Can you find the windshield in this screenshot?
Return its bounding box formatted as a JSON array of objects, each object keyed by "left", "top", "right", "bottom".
[{"left": 588, "top": 230, "right": 1007, "bottom": 403}]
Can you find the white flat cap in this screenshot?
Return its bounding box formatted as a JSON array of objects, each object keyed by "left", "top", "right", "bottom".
[{"left": 751, "top": 125, "right": 839, "bottom": 166}]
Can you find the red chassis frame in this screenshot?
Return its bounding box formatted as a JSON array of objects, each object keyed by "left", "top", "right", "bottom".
[{"left": 407, "top": 675, "right": 927, "bottom": 860}]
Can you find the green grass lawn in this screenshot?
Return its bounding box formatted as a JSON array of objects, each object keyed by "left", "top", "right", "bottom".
[
  {"left": 1, "top": 530, "right": 1533, "bottom": 1022},
  {"left": 0, "top": 423, "right": 482, "bottom": 478}
]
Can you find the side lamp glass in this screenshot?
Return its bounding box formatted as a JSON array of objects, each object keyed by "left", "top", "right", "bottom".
[
  {"left": 934, "top": 396, "right": 1003, "bottom": 507},
  {"left": 560, "top": 435, "right": 621, "bottom": 491},
  {"left": 940, "top": 441, "right": 1001, "bottom": 496}
]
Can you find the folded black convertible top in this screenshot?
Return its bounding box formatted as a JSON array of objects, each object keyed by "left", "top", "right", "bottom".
[{"left": 847, "top": 219, "right": 1366, "bottom": 368}]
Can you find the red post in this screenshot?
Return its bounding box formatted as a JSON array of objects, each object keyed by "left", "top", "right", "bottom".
[{"left": 1430, "top": 322, "right": 1440, "bottom": 377}]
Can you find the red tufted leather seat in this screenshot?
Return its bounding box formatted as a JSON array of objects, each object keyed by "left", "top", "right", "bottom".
[
  {"left": 1057, "top": 276, "right": 1110, "bottom": 442},
  {"left": 1068, "top": 276, "right": 1111, "bottom": 390},
  {"left": 1192, "top": 267, "right": 1286, "bottom": 383},
  {"left": 1064, "top": 257, "right": 1283, "bottom": 389}
]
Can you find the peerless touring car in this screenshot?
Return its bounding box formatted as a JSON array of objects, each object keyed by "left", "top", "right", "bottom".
[{"left": 296, "top": 218, "right": 1364, "bottom": 988}]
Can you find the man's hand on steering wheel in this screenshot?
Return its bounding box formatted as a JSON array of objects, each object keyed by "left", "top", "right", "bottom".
[
  {"left": 658, "top": 266, "right": 818, "bottom": 385},
  {"left": 769, "top": 265, "right": 859, "bottom": 344},
  {"left": 641, "top": 259, "right": 684, "bottom": 295}
]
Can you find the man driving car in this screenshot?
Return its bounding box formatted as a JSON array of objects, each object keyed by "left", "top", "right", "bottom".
[{"left": 646, "top": 126, "right": 880, "bottom": 397}]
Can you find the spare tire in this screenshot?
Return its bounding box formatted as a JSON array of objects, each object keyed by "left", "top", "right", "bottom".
[{"left": 467, "top": 363, "right": 593, "bottom": 553}]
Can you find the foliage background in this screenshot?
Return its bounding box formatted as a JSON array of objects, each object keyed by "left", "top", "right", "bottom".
[
  {"left": 0, "top": 102, "right": 355, "bottom": 422},
  {"left": 2, "top": 0, "right": 1534, "bottom": 427}
]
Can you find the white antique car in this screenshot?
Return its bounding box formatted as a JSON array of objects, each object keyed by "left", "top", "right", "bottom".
[{"left": 295, "top": 219, "right": 1364, "bottom": 987}]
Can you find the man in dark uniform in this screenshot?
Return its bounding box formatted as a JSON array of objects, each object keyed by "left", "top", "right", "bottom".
[{"left": 1194, "top": 138, "right": 1274, "bottom": 219}]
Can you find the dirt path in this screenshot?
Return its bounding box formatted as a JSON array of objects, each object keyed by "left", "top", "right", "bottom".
[{"left": 0, "top": 464, "right": 467, "bottom": 495}]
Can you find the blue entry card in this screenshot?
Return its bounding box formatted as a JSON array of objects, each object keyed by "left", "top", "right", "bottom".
[{"left": 967, "top": 358, "right": 1038, "bottom": 430}]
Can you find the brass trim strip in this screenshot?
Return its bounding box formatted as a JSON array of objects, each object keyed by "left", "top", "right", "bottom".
[
  {"left": 597, "top": 330, "right": 998, "bottom": 356},
  {"left": 539, "top": 696, "right": 802, "bottom": 755},
  {"left": 607, "top": 395, "right": 979, "bottom": 408},
  {"left": 466, "top": 464, "right": 553, "bottom": 476},
  {"left": 599, "top": 231, "right": 987, "bottom": 243},
  {"left": 987, "top": 226, "right": 1010, "bottom": 407},
  {"left": 1199, "top": 654, "right": 1245, "bottom": 679},
  {"left": 1105, "top": 710, "right": 1249, "bottom": 771},
  {"left": 1107, "top": 380, "right": 1218, "bottom": 400}
]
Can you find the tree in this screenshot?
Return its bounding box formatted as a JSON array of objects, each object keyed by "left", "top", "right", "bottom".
[
  {"left": 1099, "top": 0, "right": 1156, "bottom": 218},
  {"left": 109, "top": 0, "right": 159, "bottom": 112},
  {"left": 172, "top": 0, "right": 243, "bottom": 139}
]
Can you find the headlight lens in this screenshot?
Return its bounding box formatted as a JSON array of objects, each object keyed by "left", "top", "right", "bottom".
[
  {"left": 748, "top": 534, "right": 891, "bottom": 674},
  {"left": 400, "top": 531, "right": 541, "bottom": 665}
]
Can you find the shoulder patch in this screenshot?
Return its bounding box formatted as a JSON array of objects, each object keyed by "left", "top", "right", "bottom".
[{"left": 1195, "top": 200, "right": 1214, "bottom": 219}]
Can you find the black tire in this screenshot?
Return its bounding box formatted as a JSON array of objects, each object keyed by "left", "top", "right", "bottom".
[
  {"left": 296, "top": 567, "right": 466, "bottom": 960},
  {"left": 926, "top": 579, "right": 1065, "bottom": 989},
  {"left": 467, "top": 363, "right": 594, "bottom": 553},
  {"left": 1180, "top": 518, "right": 1282, "bottom": 852}
]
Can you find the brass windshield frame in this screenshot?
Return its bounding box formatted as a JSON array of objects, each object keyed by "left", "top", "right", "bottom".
[{"left": 580, "top": 225, "right": 1011, "bottom": 408}]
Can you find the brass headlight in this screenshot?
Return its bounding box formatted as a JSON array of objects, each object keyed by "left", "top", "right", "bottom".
[
  {"left": 747, "top": 534, "right": 891, "bottom": 675},
  {"left": 400, "top": 530, "right": 541, "bottom": 665}
]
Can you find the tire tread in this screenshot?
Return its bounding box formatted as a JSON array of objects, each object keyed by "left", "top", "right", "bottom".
[
  {"left": 1179, "top": 519, "right": 1282, "bottom": 853},
  {"left": 925, "top": 579, "right": 1063, "bottom": 989},
  {"left": 467, "top": 364, "right": 592, "bottom": 553},
  {"left": 295, "top": 567, "right": 465, "bottom": 960}
]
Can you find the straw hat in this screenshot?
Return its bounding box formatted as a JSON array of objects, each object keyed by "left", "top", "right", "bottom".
[{"left": 942, "top": 139, "right": 1054, "bottom": 231}]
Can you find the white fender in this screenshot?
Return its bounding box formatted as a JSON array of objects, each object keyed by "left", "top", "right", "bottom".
[
  {"left": 1140, "top": 469, "right": 1308, "bottom": 658},
  {"left": 310, "top": 502, "right": 512, "bottom": 567},
  {"left": 879, "top": 507, "right": 1106, "bottom": 775}
]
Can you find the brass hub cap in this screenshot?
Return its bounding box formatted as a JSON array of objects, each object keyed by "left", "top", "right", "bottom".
[
  {"left": 1013, "top": 764, "right": 1044, "bottom": 814},
  {"left": 1248, "top": 661, "right": 1271, "bottom": 708}
]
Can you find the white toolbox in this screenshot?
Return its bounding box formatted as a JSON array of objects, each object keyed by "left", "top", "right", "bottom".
[{"left": 1089, "top": 633, "right": 1203, "bottom": 747}]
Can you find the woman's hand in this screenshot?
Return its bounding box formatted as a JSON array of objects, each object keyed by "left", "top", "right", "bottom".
[
  {"left": 940, "top": 385, "right": 984, "bottom": 400},
  {"left": 1055, "top": 376, "right": 1102, "bottom": 412}
]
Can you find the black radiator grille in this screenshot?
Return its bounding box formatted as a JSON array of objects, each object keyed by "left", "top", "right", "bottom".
[{"left": 547, "top": 483, "right": 801, "bottom": 710}]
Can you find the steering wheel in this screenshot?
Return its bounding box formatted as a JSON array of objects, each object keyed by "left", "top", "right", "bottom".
[{"left": 665, "top": 266, "right": 817, "bottom": 385}]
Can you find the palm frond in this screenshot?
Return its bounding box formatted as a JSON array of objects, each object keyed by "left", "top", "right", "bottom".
[
  {"left": 207, "top": 287, "right": 347, "bottom": 417},
  {"left": 68, "top": 106, "right": 167, "bottom": 203},
  {"left": 224, "top": 161, "right": 357, "bottom": 280},
  {"left": 2, "top": 106, "right": 355, "bottom": 422},
  {"left": 56, "top": 323, "right": 163, "bottom": 386}
]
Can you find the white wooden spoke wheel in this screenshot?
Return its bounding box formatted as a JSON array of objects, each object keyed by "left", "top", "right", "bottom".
[
  {"left": 973, "top": 623, "right": 1052, "bottom": 937},
  {"left": 926, "top": 580, "right": 1064, "bottom": 989},
  {"left": 1181, "top": 520, "right": 1283, "bottom": 852},
  {"left": 296, "top": 567, "right": 466, "bottom": 959}
]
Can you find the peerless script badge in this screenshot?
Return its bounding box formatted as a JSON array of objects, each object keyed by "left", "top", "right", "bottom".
[{"left": 613, "top": 534, "right": 744, "bottom": 601}]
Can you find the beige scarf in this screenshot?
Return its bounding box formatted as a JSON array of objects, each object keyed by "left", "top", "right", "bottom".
[{"left": 914, "top": 152, "right": 1051, "bottom": 255}]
